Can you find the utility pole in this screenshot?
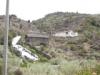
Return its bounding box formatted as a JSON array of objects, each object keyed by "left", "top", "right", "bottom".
[{"left": 3, "top": 0, "right": 9, "bottom": 75}]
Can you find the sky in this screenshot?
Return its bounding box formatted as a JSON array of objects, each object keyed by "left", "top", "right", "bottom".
[{"left": 0, "top": 0, "right": 100, "bottom": 21}]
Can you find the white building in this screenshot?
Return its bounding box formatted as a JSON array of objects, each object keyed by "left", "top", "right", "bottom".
[{"left": 53, "top": 30, "right": 78, "bottom": 38}]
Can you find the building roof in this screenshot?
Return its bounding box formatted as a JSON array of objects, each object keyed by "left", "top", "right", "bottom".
[{"left": 26, "top": 32, "right": 49, "bottom": 38}]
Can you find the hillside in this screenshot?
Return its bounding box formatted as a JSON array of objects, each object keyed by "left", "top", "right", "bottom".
[
  {"left": 32, "top": 12, "right": 89, "bottom": 32},
  {"left": 0, "top": 12, "right": 100, "bottom": 60},
  {"left": 0, "top": 12, "right": 100, "bottom": 75},
  {"left": 0, "top": 15, "right": 40, "bottom": 45},
  {"left": 0, "top": 15, "right": 49, "bottom": 63},
  {"left": 32, "top": 12, "right": 100, "bottom": 59}
]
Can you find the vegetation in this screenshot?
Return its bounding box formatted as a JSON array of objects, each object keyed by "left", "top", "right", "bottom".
[
  {"left": 0, "top": 12, "right": 100, "bottom": 75},
  {"left": 33, "top": 12, "right": 100, "bottom": 59},
  {"left": 1, "top": 57, "right": 100, "bottom": 75}
]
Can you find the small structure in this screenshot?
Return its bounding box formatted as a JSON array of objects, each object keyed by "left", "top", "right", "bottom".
[
  {"left": 53, "top": 30, "right": 78, "bottom": 38},
  {"left": 25, "top": 31, "right": 49, "bottom": 46}
]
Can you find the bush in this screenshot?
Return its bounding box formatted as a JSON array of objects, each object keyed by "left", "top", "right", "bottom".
[
  {"left": 95, "top": 65, "right": 100, "bottom": 74},
  {"left": 77, "top": 68, "right": 92, "bottom": 75},
  {"left": 0, "top": 64, "right": 2, "bottom": 75},
  {"left": 14, "top": 69, "right": 23, "bottom": 75}
]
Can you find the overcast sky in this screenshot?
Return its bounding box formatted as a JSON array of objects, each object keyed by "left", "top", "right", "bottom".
[{"left": 0, "top": 0, "right": 100, "bottom": 20}]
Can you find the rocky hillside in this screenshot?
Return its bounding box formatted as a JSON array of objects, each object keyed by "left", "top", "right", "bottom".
[
  {"left": 0, "top": 12, "right": 100, "bottom": 75},
  {"left": 0, "top": 15, "right": 48, "bottom": 62},
  {"left": 32, "top": 12, "right": 100, "bottom": 59},
  {"left": 0, "top": 15, "right": 39, "bottom": 45},
  {"left": 32, "top": 12, "right": 89, "bottom": 32},
  {"left": 0, "top": 12, "right": 100, "bottom": 60}
]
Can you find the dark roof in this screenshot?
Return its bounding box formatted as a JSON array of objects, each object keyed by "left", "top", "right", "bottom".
[{"left": 26, "top": 33, "right": 49, "bottom": 38}]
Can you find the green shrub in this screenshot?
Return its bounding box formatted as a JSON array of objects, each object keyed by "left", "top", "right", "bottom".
[
  {"left": 0, "top": 64, "right": 2, "bottom": 75},
  {"left": 77, "top": 68, "right": 92, "bottom": 75},
  {"left": 95, "top": 65, "right": 100, "bottom": 74},
  {"left": 14, "top": 69, "right": 23, "bottom": 75}
]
